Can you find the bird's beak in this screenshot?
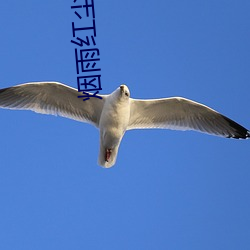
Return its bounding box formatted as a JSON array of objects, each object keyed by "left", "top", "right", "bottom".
[{"left": 120, "top": 85, "right": 124, "bottom": 93}]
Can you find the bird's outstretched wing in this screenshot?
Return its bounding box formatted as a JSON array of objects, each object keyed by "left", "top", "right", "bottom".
[
  {"left": 128, "top": 97, "right": 249, "bottom": 139},
  {"left": 0, "top": 82, "right": 106, "bottom": 127}
]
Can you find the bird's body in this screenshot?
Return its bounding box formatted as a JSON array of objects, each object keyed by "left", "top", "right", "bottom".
[
  {"left": 0, "top": 82, "right": 249, "bottom": 168},
  {"left": 98, "top": 86, "right": 130, "bottom": 167}
]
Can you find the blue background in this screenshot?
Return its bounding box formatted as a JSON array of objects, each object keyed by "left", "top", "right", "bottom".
[{"left": 0, "top": 1, "right": 249, "bottom": 249}]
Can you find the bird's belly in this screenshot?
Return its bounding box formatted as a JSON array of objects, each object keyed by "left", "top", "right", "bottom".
[
  {"left": 100, "top": 114, "right": 127, "bottom": 148},
  {"left": 99, "top": 99, "right": 130, "bottom": 149},
  {"left": 102, "top": 129, "right": 122, "bottom": 148},
  {"left": 101, "top": 117, "right": 126, "bottom": 145}
]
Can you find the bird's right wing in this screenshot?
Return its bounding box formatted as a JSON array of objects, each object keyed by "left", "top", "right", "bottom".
[
  {"left": 0, "top": 82, "right": 106, "bottom": 127},
  {"left": 128, "top": 97, "right": 249, "bottom": 139}
]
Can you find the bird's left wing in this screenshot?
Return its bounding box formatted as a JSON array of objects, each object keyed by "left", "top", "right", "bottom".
[
  {"left": 0, "top": 81, "right": 106, "bottom": 127},
  {"left": 128, "top": 97, "right": 249, "bottom": 139}
]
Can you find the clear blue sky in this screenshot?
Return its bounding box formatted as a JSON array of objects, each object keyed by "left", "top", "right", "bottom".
[{"left": 0, "top": 1, "right": 249, "bottom": 249}]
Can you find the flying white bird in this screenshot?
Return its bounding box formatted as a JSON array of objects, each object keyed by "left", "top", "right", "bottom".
[{"left": 0, "top": 82, "right": 249, "bottom": 168}]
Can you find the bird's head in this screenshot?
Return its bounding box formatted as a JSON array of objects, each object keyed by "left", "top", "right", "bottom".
[
  {"left": 110, "top": 84, "right": 130, "bottom": 103},
  {"left": 119, "top": 84, "right": 130, "bottom": 98}
]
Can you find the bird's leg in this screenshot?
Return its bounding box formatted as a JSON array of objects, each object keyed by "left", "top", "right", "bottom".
[{"left": 105, "top": 149, "right": 112, "bottom": 162}]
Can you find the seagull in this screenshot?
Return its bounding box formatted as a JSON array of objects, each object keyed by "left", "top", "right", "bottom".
[{"left": 0, "top": 82, "right": 249, "bottom": 168}]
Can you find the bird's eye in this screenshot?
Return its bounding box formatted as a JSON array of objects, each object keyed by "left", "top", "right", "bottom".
[{"left": 125, "top": 92, "right": 129, "bottom": 97}]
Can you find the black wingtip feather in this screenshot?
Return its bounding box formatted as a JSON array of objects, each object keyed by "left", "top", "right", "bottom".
[{"left": 222, "top": 115, "right": 249, "bottom": 139}]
